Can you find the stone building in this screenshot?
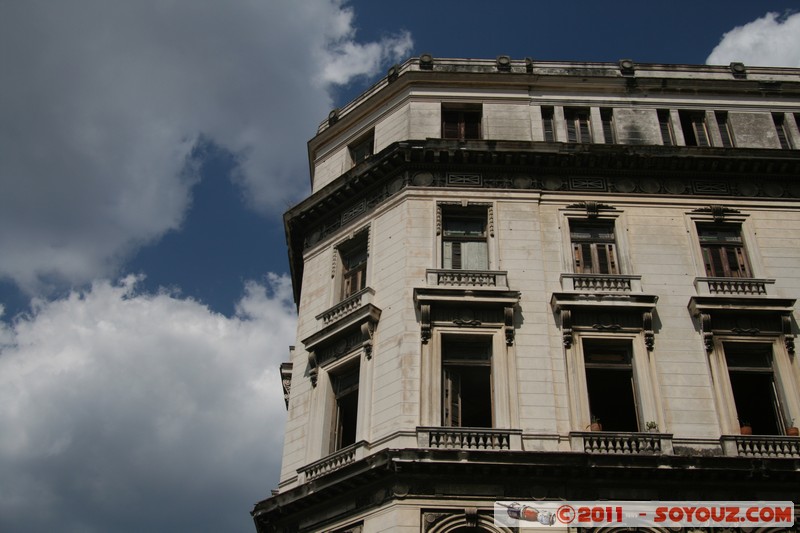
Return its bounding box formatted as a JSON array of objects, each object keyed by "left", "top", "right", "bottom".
[{"left": 252, "top": 57, "right": 800, "bottom": 532}]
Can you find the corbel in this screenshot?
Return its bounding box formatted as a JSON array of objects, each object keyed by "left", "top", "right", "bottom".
[
  {"left": 421, "top": 304, "right": 431, "bottom": 344},
  {"left": 361, "top": 321, "right": 375, "bottom": 359},
  {"left": 691, "top": 205, "right": 740, "bottom": 223},
  {"left": 700, "top": 312, "right": 713, "bottom": 352},
  {"left": 504, "top": 305, "right": 515, "bottom": 345},
  {"left": 465, "top": 508, "right": 479, "bottom": 528},
  {"left": 782, "top": 314, "right": 795, "bottom": 355},
  {"left": 643, "top": 311, "right": 655, "bottom": 350},
  {"left": 561, "top": 309, "right": 573, "bottom": 348},
  {"left": 308, "top": 351, "right": 318, "bottom": 387}
]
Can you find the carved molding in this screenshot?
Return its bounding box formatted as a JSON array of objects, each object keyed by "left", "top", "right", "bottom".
[
  {"left": 566, "top": 200, "right": 615, "bottom": 218},
  {"left": 691, "top": 204, "right": 741, "bottom": 222}
]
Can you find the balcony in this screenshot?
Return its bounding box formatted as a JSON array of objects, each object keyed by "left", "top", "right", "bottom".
[
  {"left": 297, "top": 440, "right": 368, "bottom": 482},
  {"left": 721, "top": 435, "right": 800, "bottom": 458},
  {"left": 426, "top": 269, "right": 509, "bottom": 289},
  {"left": 571, "top": 431, "right": 673, "bottom": 455},
  {"left": 417, "top": 427, "right": 522, "bottom": 451},
  {"left": 694, "top": 277, "right": 776, "bottom": 296},
  {"left": 560, "top": 273, "right": 643, "bottom": 293},
  {"left": 316, "top": 287, "right": 376, "bottom": 325}
]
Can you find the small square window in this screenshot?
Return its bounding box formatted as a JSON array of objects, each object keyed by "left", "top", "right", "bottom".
[
  {"left": 715, "top": 111, "right": 733, "bottom": 148},
  {"left": 348, "top": 131, "right": 374, "bottom": 166},
  {"left": 679, "top": 110, "right": 710, "bottom": 147},
  {"left": 565, "top": 108, "right": 592, "bottom": 143},
  {"left": 442, "top": 105, "right": 482, "bottom": 140},
  {"left": 442, "top": 208, "right": 488, "bottom": 270},
  {"left": 658, "top": 109, "right": 674, "bottom": 146},
  {"left": 697, "top": 224, "right": 751, "bottom": 278},
  {"left": 570, "top": 221, "right": 618, "bottom": 275}
]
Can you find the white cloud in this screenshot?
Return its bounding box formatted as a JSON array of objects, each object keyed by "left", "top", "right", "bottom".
[
  {"left": 0, "top": 0, "right": 412, "bottom": 292},
  {"left": 706, "top": 11, "right": 800, "bottom": 67},
  {"left": 0, "top": 274, "right": 296, "bottom": 533}
]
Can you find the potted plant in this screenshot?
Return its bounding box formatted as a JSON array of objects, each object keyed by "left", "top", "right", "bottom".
[
  {"left": 787, "top": 419, "right": 799, "bottom": 437},
  {"left": 645, "top": 421, "right": 659, "bottom": 433},
  {"left": 739, "top": 420, "right": 753, "bottom": 435},
  {"left": 588, "top": 415, "right": 602, "bottom": 432}
]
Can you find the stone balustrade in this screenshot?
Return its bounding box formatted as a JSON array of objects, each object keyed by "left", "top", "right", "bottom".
[
  {"left": 297, "top": 441, "right": 366, "bottom": 481},
  {"left": 694, "top": 277, "right": 775, "bottom": 296},
  {"left": 316, "top": 288, "right": 375, "bottom": 324},
  {"left": 426, "top": 269, "right": 509, "bottom": 289},
  {"left": 417, "top": 427, "right": 522, "bottom": 450},
  {"left": 560, "top": 274, "right": 642, "bottom": 293},
  {"left": 721, "top": 435, "right": 800, "bottom": 458},
  {"left": 572, "top": 431, "right": 673, "bottom": 455}
]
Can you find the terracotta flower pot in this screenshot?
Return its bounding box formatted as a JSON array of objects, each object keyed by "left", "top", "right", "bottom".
[
  {"left": 740, "top": 425, "right": 753, "bottom": 435},
  {"left": 590, "top": 422, "right": 603, "bottom": 432},
  {"left": 787, "top": 427, "right": 799, "bottom": 437}
]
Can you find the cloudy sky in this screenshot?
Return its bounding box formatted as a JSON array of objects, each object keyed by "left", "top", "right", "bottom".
[{"left": 1, "top": 1, "right": 799, "bottom": 532}]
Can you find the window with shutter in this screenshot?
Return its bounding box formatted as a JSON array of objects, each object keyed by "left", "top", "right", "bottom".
[
  {"left": 679, "top": 110, "right": 710, "bottom": 147},
  {"left": 724, "top": 343, "right": 785, "bottom": 435},
  {"left": 542, "top": 106, "right": 555, "bottom": 141},
  {"left": 565, "top": 108, "right": 591, "bottom": 143},
  {"left": 773, "top": 113, "right": 793, "bottom": 149},
  {"left": 442, "top": 106, "right": 482, "bottom": 140},
  {"left": 601, "top": 108, "right": 615, "bottom": 144},
  {"left": 697, "top": 225, "right": 751, "bottom": 278},
  {"left": 339, "top": 234, "right": 368, "bottom": 300},
  {"left": 570, "top": 222, "right": 618, "bottom": 274},
  {"left": 658, "top": 109, "right": 674, "bottom": 146},
  {"left": 348, "top": 131, "right": 374, "bottom": 166},
  {"left": 715, "top": 112, "right": 733, "bottom": 147},
  {"left": 331, "top": 365, "right": 360, "bottom": 451},
  {"left": 583, "top": 339, "right": 639, "bottom": 432}
]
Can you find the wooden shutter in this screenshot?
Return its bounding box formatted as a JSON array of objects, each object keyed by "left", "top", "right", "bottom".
[
  {"left": 443, "top": 369, "right": 461, "bottom": 427},
  {"left": 462, "top": 241, "right": 488, "bottom": 270}
]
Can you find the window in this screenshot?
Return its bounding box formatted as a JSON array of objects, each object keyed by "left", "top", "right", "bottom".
[
  {"left": 348, "top": 131, "right": 374, "bottom": 165},
  {"left": 715, "top": 111, "right": 733, "bottom": 148},
  {"left": 724, "top": 343, "right": 785, "bottom": 435},
  {"left": 679, "top": 110, "right": 710, "bottom": 146},
  {"left": 330, "top": 365, "right": 360, "bottom": 451},
  {"left": 570, "top": 221, "right": 618, "bottom": 274},
  {"left": 442, "top": 337, "right": 492, "bottom": 427},
  {"left": 773, "top": 113, "right": 793, "bottom": 149},
  {"left": 565, "top": 108, "right": 592, "bottom": 143},
  {"left": 583, "top": 339, "right": 639, "bottom": 432},
  {"left": 542, "top": 106, "right": 555, "bottom": 141},
  {"left": 697, "top": 224, "right": 751, "bottom": 278},
  {"left": 600, "top": 108, "right": 615, "bottom": 144},
  {"left": 442, "top": 208, "right": 488, "bottom": 270},
  {"left": 658, "top": 109, "right": 674, "bottom": 146},
  {"left": 338, "top": 232, "right": 368, "bottom": 300},
  {"left": 442, "top": 105, "right": 481, "bottom": 139}
]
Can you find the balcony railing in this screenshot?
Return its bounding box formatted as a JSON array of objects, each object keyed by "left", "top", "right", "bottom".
[
  {"left": 316, "top": 288, "right": 375, "bottom": 325},
  {"left": 426, "top": 269, "right": 508, "bottom": 289},
  {"left": 721, "top": 435, "right": 800, "bottom": 458},
  {"left": 297, "top": 441, "right": 367, "bottom": 481},
  {"left": 572, "top": 431, "right": 673, "bottom": 455},
  {"left": 694, "top": 277, "right": 775, "bottom": 296},
  {"left": 417, "top": 427, "right": 522, "bottom": 450},
  {"left": 560, "top": 274, "right": 642, "bottom": 293}
]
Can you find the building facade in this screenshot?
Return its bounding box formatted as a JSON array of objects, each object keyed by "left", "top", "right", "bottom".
[{"left": 253, "top": 57, "right": 800, "bottom": 532}]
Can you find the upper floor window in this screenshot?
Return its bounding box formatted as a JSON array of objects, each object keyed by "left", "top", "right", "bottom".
[
  {"left": 442, "top": 105, "right": 481, "bottom": 140},
  {"left": 330, "top": 364, "right": 360, "bottom": 451},
  {"left": 679, "top": 110, "right": 710, "bottom": 147},
  {"left": 542, "top": 106, "right": 555, "bottom": 142},
  {"left": 338, "top": 232, "right": 368, "bottom": 300},
  {"left": 442, "top": 336, "right": 493, "bottom": 428},
  {"left": 724, "top": 343, "right": 786, "bottom": 436},
  {"left": 658, "top": 109, "right": 674, "bottom": 146},
  {"left": 442, "top": 207, "right": 488, "bottom": 270},
  {"left": 697, "top": 224, "right": 751, "bottom": 278},
  {"left": 773, "top": 113, "right": 793, "bottom": 149},
  {"left": 565, "top": 107, "right": 592, "bottom": 143},
  {"left": 715, "top": 111, "right": 733, "bottom": 148},
  {"left": 348, "top": 131, "right": 374, "bottom": 166},
  {"left": 600, "top": 108, "right": 615, "bottom": 144},
  {"left": 570, "top": 221, "right": 618, "bottom": 275}
]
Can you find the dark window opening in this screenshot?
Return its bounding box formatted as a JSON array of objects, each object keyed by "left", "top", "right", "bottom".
[
  {"left": 658, "top": 109, "right": 674, "bottom": 146},
  {"left": 443, "top": 338, "right": 492, "bottom": 428},
  {"left": 774, "top": 113, "right": 793, "bottom": 149},
  {"left": 584, "top": 340, "right": 639, "bottom": 432},
  {"left": 679, "top": 110, "right": 709, "bottom": 147},
  {"left": 442, "top": 208, "right": 488, "bottom": 270},
  {"left": 332, "top": 366, "right": 360, "bottom": 451},
  {"left": 698, "top": 225, "right": 751, "bottom": 278},
  {"left": 725, "top": 344, "right": 784, "bottom": 435},
  {"left": 348, "top": 132, "right": 374, "bottom": 165},
  {"left": 571, "top": 221, "right": 618, "bottom": 274},
  {"left": 542, "top": 106, "right": 555, "bottom": 142},
  {"left": 443, "top": 107, "right": 482, "bottom": 140},
  {"left": 565, "top": 108, "right": 591, "bottom": 143},
  {"left": 716, "top": 111, "right": 733, "bottom": 148},
  {"left": 340, "top": 233, "right": 368, "bottom": 300},
  {"left": 601, "top": 108, "right": 615, "bottom": 144}
]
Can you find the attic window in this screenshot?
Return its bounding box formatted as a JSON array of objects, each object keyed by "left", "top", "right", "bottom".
[{"left": 442, "top": 105, "right": 482, "bottom": 140}]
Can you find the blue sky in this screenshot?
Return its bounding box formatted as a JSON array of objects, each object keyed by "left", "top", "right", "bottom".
[{"left": 1, "top": 1, "right": 799, "bottom": 532}]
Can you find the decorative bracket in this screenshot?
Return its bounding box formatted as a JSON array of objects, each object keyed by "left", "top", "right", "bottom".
[
  {"left": 504, "top": 305, "right": 515, "bottom": 345},
  {"left": 420, "top": 304, "right": 431, "bottom": 344},
  {"left": 308, "top": 351, "right": 318, "bottom": 387},
  {"left": 361, "top": 321, "right": 375, "bottom": 359},
  {"left": 561, "top": 309, "right": 573, "bottom": 348},
  {"left": 691, "top": 204, "right": 741, "bottom": 223},
  {"left": 644, "top": 311, "right": 655, "bottom": 351},
  {"left": 782, "top": 314, "right": 795, "bottom": 355}
]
